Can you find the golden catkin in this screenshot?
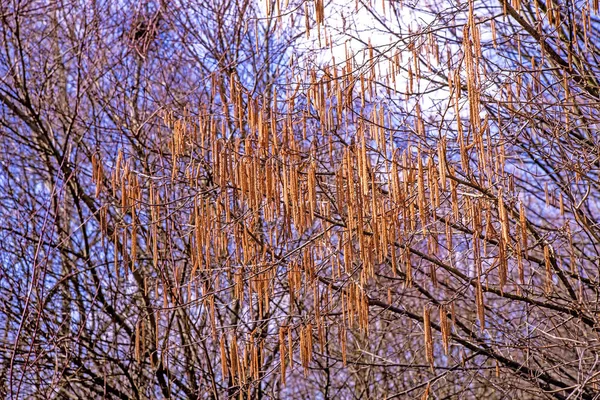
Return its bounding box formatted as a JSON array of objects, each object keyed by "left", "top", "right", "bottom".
[
  {"left": 440, "top": 306, "right": 450, "bottom": 355},
  {"left": 423, "top": 307, "right": 434, "bottom": 369}
]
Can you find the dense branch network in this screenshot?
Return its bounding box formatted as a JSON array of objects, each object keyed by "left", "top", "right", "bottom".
[{"left": 0, "top": 0, "right": 599, "bottom": 399}]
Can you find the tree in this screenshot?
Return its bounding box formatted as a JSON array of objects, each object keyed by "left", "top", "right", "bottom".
[{"left": 1, "top": 0, "right": 599, "bottom": 399}]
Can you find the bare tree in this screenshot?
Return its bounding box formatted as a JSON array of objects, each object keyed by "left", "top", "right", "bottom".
[
  {"left": 1, "top": 0, "right": 600, "bottom": 399},
  {"left": 0, "top": 0, "right": 300, "bottom": 398}
]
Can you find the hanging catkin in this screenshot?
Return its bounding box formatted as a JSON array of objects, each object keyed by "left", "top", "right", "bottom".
[{"left": 423, "top": 306, "right": 434, "bottom": 369}]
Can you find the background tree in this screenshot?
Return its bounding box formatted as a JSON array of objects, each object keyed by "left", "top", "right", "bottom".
[
  {"left": 0, "top": 0, "right": 300, "bottom": 398},
  {"left": 1, "top": 0, "right": 600, "bottom": 399}
]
